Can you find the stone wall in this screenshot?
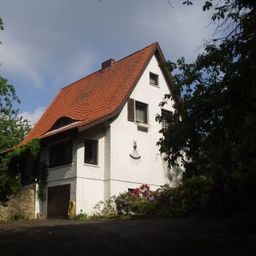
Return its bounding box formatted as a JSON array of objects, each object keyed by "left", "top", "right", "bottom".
[{"left": 0, "top": 183, "right": 36, "bottom": 221}]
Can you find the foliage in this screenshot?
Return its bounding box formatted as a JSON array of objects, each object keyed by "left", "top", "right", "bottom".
[
  {"left": 77, "top": 212, "right": 88, "bottom": 221},
  {"left": 0, "top": 139, "right": 41, "bottom": 203},
  {"left": 157, "top": 0, "right": 256, "bottom": 214},
  {"left": 0, "top": 18, "right": 38, "bottom": 204},
  {"left": 0, "top": 76, "right": 30, "bottom": 154},
  {"left": 92, "top": 197, "right": 117, "bottom": 219},
  {"left": 37, "top": 162, "right": 48, "bottom": 201},
  {"left": 114, "top": 184, "right": 156, "bottom": 217},
  {"left": 95, "top": 180, "right": 217, "bottom": 218},
  {"left": 0, "top": 170, "right": 21, "bottom": 203},
  {"left": 115, "top": 192, "right": 136, "bottom": 216},
  {"left": 154, "top": 177, "right": 214, "bottom": 217}
]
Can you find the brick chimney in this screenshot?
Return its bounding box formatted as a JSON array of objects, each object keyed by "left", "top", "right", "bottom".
[{"left": 101, "top": 58, "right": 115, "bottom": 69}]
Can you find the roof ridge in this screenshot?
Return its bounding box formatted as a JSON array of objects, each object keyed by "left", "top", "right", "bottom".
[{"left": 115, "top": 42, "right": 158, "bottom": 64}]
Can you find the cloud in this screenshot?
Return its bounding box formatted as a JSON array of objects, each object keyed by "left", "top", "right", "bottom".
[
  {"left": 0, "top": 0, "right": 215, "bottom": 113},
  {"left": 0, "top": 37, "right": 44, "bottom": 87},
  {"left": 21, "top": 106, "right": 45, "bottom": 126}
]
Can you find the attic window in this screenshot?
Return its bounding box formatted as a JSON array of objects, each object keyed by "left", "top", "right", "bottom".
[
  {"left": 149, "top": 72, "right": 158, "bottom": 86},
  {"left": 50, "top": 117, "right": 75, "bottom": 131}
]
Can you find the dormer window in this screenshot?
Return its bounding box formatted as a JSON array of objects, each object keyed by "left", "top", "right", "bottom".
[
  {"left": 149, "top": 72, "right": 158, "bottom": 86},
  {"left": 50, "top": 117, "right": 75, "bottom": 131}
]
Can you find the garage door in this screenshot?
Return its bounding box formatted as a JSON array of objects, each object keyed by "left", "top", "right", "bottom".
[{"left": 47, "top": 184, "right": 70, "bottom": 219}]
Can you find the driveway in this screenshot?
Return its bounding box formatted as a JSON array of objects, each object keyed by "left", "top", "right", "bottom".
[{"left": 0, "top": 218, "right": 253, "bottom": 256}]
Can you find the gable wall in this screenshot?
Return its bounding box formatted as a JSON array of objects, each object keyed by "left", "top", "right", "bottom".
[{"left": 109, "top": 54, "right": 174, "bottom": 195}]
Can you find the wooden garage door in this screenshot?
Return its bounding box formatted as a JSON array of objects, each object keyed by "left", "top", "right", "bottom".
[{"left": 47, "top": 184, "right": 70, "bottom": 219}]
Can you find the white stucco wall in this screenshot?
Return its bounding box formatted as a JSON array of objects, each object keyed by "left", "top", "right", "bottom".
[
  {"left": 109, "top": 54, "right": 174, "bottom": 196},
  {"left": 75, "top": 125, "right": 107, "bottom": 215}
]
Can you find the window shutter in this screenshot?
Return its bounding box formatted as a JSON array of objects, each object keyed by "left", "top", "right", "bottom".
[{"left": 127, "top": 98, "right": 135, "bottom": 122}]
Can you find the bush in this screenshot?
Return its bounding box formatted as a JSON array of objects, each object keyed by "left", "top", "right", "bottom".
[
  {"left": 92, "top": 197, "right": 117, "bottom": 218},
  {"left": 155, "top": 176, "right": 214, "bottom": 217},
  {"left": 115, "top": 192, "right": 136, "bottom": 216},
  {"left": 115, "top": 184, "right": 156, "bottom": 217},
  {"left": 77, "top": 212, "right": 88, "bottom": 221},
  {"left": 175, "top": 176, "right": 213, "bottom": 216},
  {"left": 93, "top": 178, "right": 218, "bottom": 218},
  {"left": 129, "top": 198, "right": 156, "bottom": 216}
]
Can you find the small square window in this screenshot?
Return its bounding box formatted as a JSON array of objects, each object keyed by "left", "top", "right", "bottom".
[
  {"left": 84, "top": 139, "right": 98, "bottom": 165},
  {"left": 135, "top": 101, "right": 148, "bottom": 124},
  {"left": 161, "top": 109, "right": 171, "bottom": 129},
  {"left": 149, "top": 72, "right": 158, "bottom": 86}
]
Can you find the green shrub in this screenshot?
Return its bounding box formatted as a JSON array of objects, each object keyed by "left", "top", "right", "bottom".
[
  {"left": 115, "top": 184, "right": 156, "bottom": 217},
  {"left": 154, "top": 177, "right": 214, "bottom": 217},
  {"left": 115, "top": 192, "right": 136, "bottom": 216},
  {"left": 93, "top": 197, "right": 117, "bottom": 218},
  {"left": 176, "top": 176, "right": 213, "bottom": 216},
  {"left": 77, "top": 212, "right": 88, "bottom": 221},
  {"left": 93, "top": 178, "right": 217, "bottom": 218},
  {"left": 129, "top": 198, "right": 156, "bottom": 216}
]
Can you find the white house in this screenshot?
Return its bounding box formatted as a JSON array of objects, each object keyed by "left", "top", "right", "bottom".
[{"left": 22, "top": 42, "right": 177, "bottom": 218}]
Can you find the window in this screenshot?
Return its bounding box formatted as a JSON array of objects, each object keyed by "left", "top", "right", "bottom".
[
  {"left": 149, "top": 72, "right": 158, "bottom": 86},
  {"left": 49, "top": 141, "right": 72, "bottom": 168},
  {"left": 84, "top": 139, "right": 98, "bottom": 165},
  {"left": 161, "top": 109, "right": 171, "bottom": 129},
  {"left": 135, "top": 101, "right": 148, "bottom": 124},
  {"left": 50, "top": 116, "right": 75, "bottom": 131}
]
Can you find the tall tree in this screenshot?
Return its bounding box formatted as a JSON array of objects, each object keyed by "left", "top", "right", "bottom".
[
  {"left": 158, "top": 0, "right": 256, "bottom": 212},
  {"left": 0, "top": 18, "right": 31, "bottom": 203}
]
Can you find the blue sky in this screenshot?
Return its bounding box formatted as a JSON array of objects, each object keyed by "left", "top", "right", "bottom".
[{"left": 0, "top": 0, "right": 213, "bottom": 125}]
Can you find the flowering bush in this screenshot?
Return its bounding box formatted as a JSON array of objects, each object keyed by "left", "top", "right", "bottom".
[
  {"left": 115, "top": 184, "right": 156, "bottom": 216},
  {"left": 93, "top": 177, "right": 215, "bottom": 218}
]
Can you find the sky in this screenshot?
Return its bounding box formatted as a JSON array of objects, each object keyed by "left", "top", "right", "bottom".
[{"left": 0, "top": 0, "right": 213, "bottom": 125}]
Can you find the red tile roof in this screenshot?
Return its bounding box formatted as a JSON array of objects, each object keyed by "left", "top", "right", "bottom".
[{"left": 22, "top": 42, "right": 169, "bottom": 144}]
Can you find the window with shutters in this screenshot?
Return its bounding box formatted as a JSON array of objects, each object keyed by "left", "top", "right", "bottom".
[
  {"left": 84, "top": 139, "right": 98, "bottom": 165},
  {"left": 127, "top": 98, "right": 148, "bottom": 125}
]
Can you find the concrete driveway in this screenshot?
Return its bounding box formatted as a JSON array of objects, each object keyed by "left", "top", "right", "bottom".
[{"left": 0, "top": 218, "right": 253, "bottom": 256}]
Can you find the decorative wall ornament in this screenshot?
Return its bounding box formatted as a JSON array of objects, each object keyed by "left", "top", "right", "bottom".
[{"left": 129, "top": 141, "right": 141, "bottom": 160}]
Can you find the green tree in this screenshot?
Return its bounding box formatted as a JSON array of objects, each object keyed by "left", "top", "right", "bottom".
[
  {"left": 158, "top": 0, "right": 256, "bottom": 213},
  {"left": 0, "top": 18, "right": 31, "bottom": 203}
]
